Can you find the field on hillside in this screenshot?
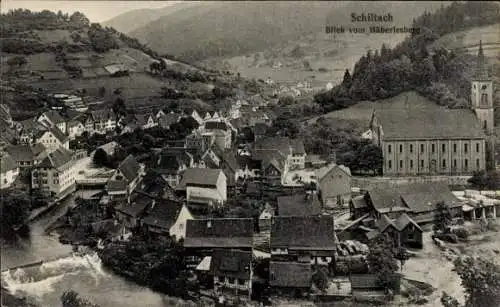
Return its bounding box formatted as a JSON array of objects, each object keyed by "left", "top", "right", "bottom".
[{"left": 214, "top": 31, "right": 408, "bottom": 86}]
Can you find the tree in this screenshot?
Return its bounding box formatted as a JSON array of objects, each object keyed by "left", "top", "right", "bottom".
[
  {"left": 69, "top": 12, "right": 89, "bottom": 27},
  {"left": 433, "top": 201, "right": 453, "bottom": 234},
  {"left": 112, "top": 97, "right": 127, "bottom": 119},
  {"left": 342, "top": 69, "right": 352, "bottom": 88},
  {"left": 367, "top": 233, "right": 399, "bottom": 291},
  {"left": 61, "top": 290, "right": 99, "bottom": 307},
  {"left": 7, "top": 56, "right": 27, "bottom": 69},
  {"left": 312, "top": 269, "right": 329, "bottom": 291},
  {"left": 356, "top": 143, "right": 383, "bottom": 174},
  {"left": 441, "top": 256, "right": 500, "bottom": 307},
  {"left": 0, "top": 191, "right": 31, "bottom": 240},
  {"left": 92, "top": 148, "right": 109, "bottom": 168},
  {"left": 468, "top": 170, "right": 500, "bottom": 190}
]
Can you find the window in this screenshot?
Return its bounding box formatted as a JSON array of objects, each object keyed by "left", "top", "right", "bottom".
[
  {"left": 464, "top": 144, "right": 468, "bottom": 153},
  {"left": 399, "top": 160, "right": 403, "bottom": 169},
  {"left": 476, "top": 159, "right": 480, "bottom": 169},
  {"left": 410, "top": 144, "right": 413, "bottom": 153},
  {"left": 484, "top": 120, "right": 487, "bottom": 129},
  {"left": 410, "top": 160, "right": 413, "bottom": 169},
  {"left": 399, "top": 144, "right": 403, "bottom": 153},
  {"left": 407, "top": 232, "right": 415, "bottom": 240},
  {"left": 442, "top": 144, "right": 446, "bottom": 152},
  {"left": 481, "top": 93, "right": 488, "bottom": 105},
  {"left": 453, "top": 143, "right": 457, "bottom": 153},
  {"left": 431, "top": 144, "right": 435, "bottom": 153},
  {"left": 464, "top": 159, "right": 468, "bottom": 169},
  {"left": 388, "top": 145, "right": 392, "bottom": 153},
  {"left": 238, "top": 279, "right": 245, "bottom": 286},
  {"left": 388, "top": 160, "right": 392, "bottom": 169},
  {"left": 228, "top": 277, "right": 235, "bottom": 284},
  {"left": 476, "top": 143, "right": 480, "bottom": 153},
  {"left": 420, "top": 144, "right": 424, "bottom": 153},
  {"left": 442, "top": 159, "right": 446, "bottom": 168},
  {"left": 420, "top": 160, "right": 424, "bottom": 168},
  {"left": 453, "top": 159, "right": 457, "bottom": 168},
  {"left": 218, "top": 276, "right": 224, "bottom": 283}
]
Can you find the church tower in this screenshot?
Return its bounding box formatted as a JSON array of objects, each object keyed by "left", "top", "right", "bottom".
[{"left": 471, "top": 40, "right": 495, "bottom": 169}]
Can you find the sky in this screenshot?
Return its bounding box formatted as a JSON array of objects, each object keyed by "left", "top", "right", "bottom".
[{"left": 1, "top": 1, "right": 181, "bottom": 23}]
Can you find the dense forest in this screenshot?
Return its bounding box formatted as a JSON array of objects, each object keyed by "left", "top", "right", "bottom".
[{"left": 315, "top": 1, "right": 500, "bottom": 111}]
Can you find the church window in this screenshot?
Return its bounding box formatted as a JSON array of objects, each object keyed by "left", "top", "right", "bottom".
[
  {"left": 484, "top": 120, "right": 487, "bottom": 129},
  {"left": 473, "top": 84, "right": 476, "bottom": 89},
  {"left": 476, "top": 159, "right": 480, "bottom": 169},
  {"left": 453, "top": 159, "right": 457, "bottom": 168},
  {"left": 431, "top": 144, "right": 435, "bottom": 153},
  {"left": 399, "top": 145, "right": 403, "bottom": 153},
  {"left": 442, "top": 144, "right": 446, "bottom": 152},
  {"left": 464, "top": 159, "right": 468, "bottom": 169},
  {"left": 399, "top": 160, "right": 403, "bottom": 169},
  {"left": 453, "top": 143, "right": 457, "bottom": 153},
  {"left": 410, "top": 144, "right": 413, "bottom": 153},
  {"left": 420, "top": 144, "right": 424, "bottom": 153},
  {"left": 481, "top": 93, "right": 488, "bottom": 105},
  {"left": 442, "top": 159, "right": 446, "bottom": 168},
  {"left": 410, "top": 160, "right": 413, "bottom": 169},
  {"left": 476, "top": 143, "right": 480, "bottom": 152},
  {"left": 464, "top": 144, "right": 468, "bottom": 153},
  {"left": 388, "top": 145, "right": 392, "bottom": 153},
  {"left": 481, "top": 84, "right": 487, "bottom": 90},
  {"left": 388, "top": 160, "right": 392, "bottom": 169},
  {"left": 420, "top": 160, "right": 424, "bottom": 168}
]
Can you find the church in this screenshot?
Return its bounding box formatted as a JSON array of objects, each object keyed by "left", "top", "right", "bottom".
[{"left": 370, "top": 41, "right": 495, "bottom": 177}]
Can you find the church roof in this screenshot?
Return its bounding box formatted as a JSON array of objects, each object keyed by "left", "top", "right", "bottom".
[
  {"left": 474, "top": 40, "right": 489, "bottom": 80},
  {"left": 374, "top": 91, "right": 485, "bottom": 140}
]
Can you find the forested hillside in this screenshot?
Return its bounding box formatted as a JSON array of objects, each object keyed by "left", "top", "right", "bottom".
[{"left": 315, "top": 1, "right": 500, "bottom": 112}]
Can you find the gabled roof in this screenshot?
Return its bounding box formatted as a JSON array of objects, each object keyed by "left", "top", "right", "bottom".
[
  {"left": 158, "top": 113, "right": 179, "bottom": 128},
  {"left": 40, "top": 126, "right": 68, "bottom": 144},
  {"left": 142, "top": 199, "right": 184, "bottom": 230},
  {"left": 140, "top": 171, "right": 170, "bottom": 196},
  {"left": 176, "top": 168, "right": 223, "bottom": 190},
  {"left": 204, "top": 121, "right": 229, "bottom": 131},
  {"left": 106, "top": 180, "right": 128, "bottom": 193},
  {"left": 116, "top": 196, "right": 150, "bottom": 218},
  {"left": 253, "top": 136, "right": 300, "bottom": 157},
  {"left": 0, "top": 153, "right": 18, "bottom": 173},
  {"left": 393, "top": 213, "right": 423, "bottom": 232},
  {"left": 118, "top": 155, "right": 141, "bottom": 182},
  {"left": 269, "top": 262, "right": 312, "bottom": 288},
  {"left": 373, "top": 91, "right": 485, "bottom": 140},
  {"left": 209, "top": 249, "right": 252, "bottom": 280},
  {"left": 252, "top": 149, "right": 286, "bottom": 173},
  {"left": 351, "top": 195, "right": 367, "bottom": 209},
  {"left": 19, "top": 118, "right": 46, "bottom": 133},
  {"left": 270, "top": 216, "right": 336, "bottom": 250},
  {"left": 37, "top": 147, "right": 73, "bottom": 169},
  {"left": 90, "top": 109, "right": 115, "bottom": 121},
  {"left": 5, "top": 144, "right": 46, "bottom": 162},
  {"left": 315, "top": 164, "right": 351, "bottom": 181},
  {"left": 40, "top": 110, "right": 65, "bottom": 124},
  {"left": 184, "top": 218, "right": 253, "bottom": 248},
  {"left": 375, "top": 214, "right": 396, "bottom": 233},
  {"left": 134, "top": 113, "right": 154, "bottom": 126},
  {"left": 276, "top": 193, "right": 322, "bottom": 216}
]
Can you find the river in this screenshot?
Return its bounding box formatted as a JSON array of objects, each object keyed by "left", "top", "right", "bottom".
[{"left": 1, "top": 190, "right": 188, "bottom": 307}]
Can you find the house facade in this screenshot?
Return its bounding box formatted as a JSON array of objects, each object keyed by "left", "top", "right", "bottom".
[
  {"left": 315, "top": 164, "right": 352, "bottom": 208},
  {"left": 34, "top": 127, "right": 69, "bottom": 153},
  {"left": 67, "top": 120, "right": 85, "bottom": 140},
  {"left": 210, "top": 249, "right": 253, "bottom": 298},
  {"left": 37, "top": 110, "right": 67, "bottom": 134},
  {"left": 5, "top": 144, "right": 47, "bottom": 169},
  {"left": 176, "top": 168, "right": 227, "bottom": 207},
  {"left": 31, "top": 148, "right": 87, "bottom": 197}
]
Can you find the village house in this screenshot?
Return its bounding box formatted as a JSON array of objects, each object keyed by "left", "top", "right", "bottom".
[
  {"left": 269, "top": 261, "right": 312, "bottom": 297},
  {"left": 38, "top": 110, "right": 67, "bottom": 134},
  {"left": 270, "top": 215, "right": 336, "bottom": 266},
  {"left": 184, "top": 218, "right": 254, "bottom": 265},
  {"left": 349, "top": 181, "right": 463, "bottom": 225},
  {"left": 109, "top": 155, "right": 145, "bottom": 197},
  {"left": 152, "top": 148, "right": 193, "bottom": 188},
  {"left": 34, "top": 127, "right": 69, "bottom": 153},
  {"left": 253, "top": 136, "right": 307, "bottom": 171},
  {"left": 67, "top": 120, "right": 85, "bottom": 140},
  {"left": 137, "top": 170, "right": 176, "bottom": 200},
  {"left": 251, "top": 150, "right": 288, "bottom": 185},
  {"left": 5, "top": 143, "right": 47, "bottom": 169},
  {"left": 155, "top": 109, "right": 166, "bottom": 119},
  {"left": 201, "top": 120, "right": 233, "bottom": 150},
  {"left": 0, "top": 152, "right": 19, "bottom": 189},
  {"left": 176, "top": 168, "right": 227, "bottom": 208},
  {"left": 134, "top": 113, "right": 157, "bottom": 130},
  {"left": 158, "top": 112, "right": 180, "bottom": 129},
  {"left": 185, "top": 130, "right": 218, "bottom": 153},
  {"left": 182, "top": 108, "right": 205, "bottom": 126},
  {"left": 141, "top": 199, "right": 194, "bottom": 241},
  {"left": 84, "top": 109, "right": 117, "bottom": 135},
  {"left": 276, "top": 191, "right": 322, "bottom": 217},
  {"left": 115, "top": 193, "right": 151, "bottom": 229},
  {"left": 209, "top": 249, "right": 253, "bottom": 298},
  {"left": 31, "top": 148, "right": 87, "bottom": 198},
  {"left": 315, "top": 164, "right": 352, "bottom": 208}
]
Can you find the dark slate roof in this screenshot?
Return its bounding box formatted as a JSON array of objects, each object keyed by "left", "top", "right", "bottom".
[
  {"left": 184, "top": 218, "right": 253, "bottom": 248},
  {"left": 393, "top": 213, "right": 423, "bottom": 232},
  {"left": 5, "top": 144, "right": 46, "bottom": 162},
  {"left": 118, "top": 155, "right": 141, "bottom": 182},
  {"left": 42, "top": 110, "right": 65, "bottom": 124},
  {"left": 155, "top": 153, "right": 186, "bottom": 175},
  {"left": 269, "top": 262, "right": 312, "bottom": 288},
  {"left": 116, "top": 197, "right": 150, "bottom": 218},
  {"left": 375, "top": 214, "right": 396, "bottom": 233},
  {"left": 373, "top": 91, "right": 485, "bottom": 140},
  {"left": 38, "top": 148, "right": 73, "bottom": 169},
  {"left": 254, "top": 136, "right": 293, "bottom": 156},
  {"left": 205, "top": 121, "right": 228, "bottom": 131},
  {"left": 270, "top": 216, "right": 336, "bottom": 250},
  {"left": 176, "top": 168, "right": 222, "bottom": 190},
  {"left": 19, "top": 118, "right": 46, "bottom": 132},
  {"left": 367, "top": 181, "right": 461, "bottom": 214},
  {"left": 48, "top": 126, "right": 68, "bottom": 143},
  {"left": 252, "top": 150, "right": 286, "bottom": 173},
  {"left": 106, "top": 180, "right": 128, "bottom": 193},
  {"left": 90, "top": 109, "right": 115, "bottom": 121},
  {"left": 209, "top": 249, "right": 252, "bottom": 280},
  {"left": 140, "top": 171, "right": 169, "bottom": 196},
  {"left": 0, "top": 153, "right": 17, "bottom": 172},
  {"left": 142, "top": 199, "right": 184, "bottom": 230},
  {"left": 276, "top": 193, "right": 322, "bottom": 216},
  {"left": 351, "top": 195, "right": 367, "bottom": 209}
]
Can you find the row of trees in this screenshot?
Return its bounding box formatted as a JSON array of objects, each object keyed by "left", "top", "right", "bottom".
[{"left": 1, "top": 9, "right": 90, "bottom": 33}]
